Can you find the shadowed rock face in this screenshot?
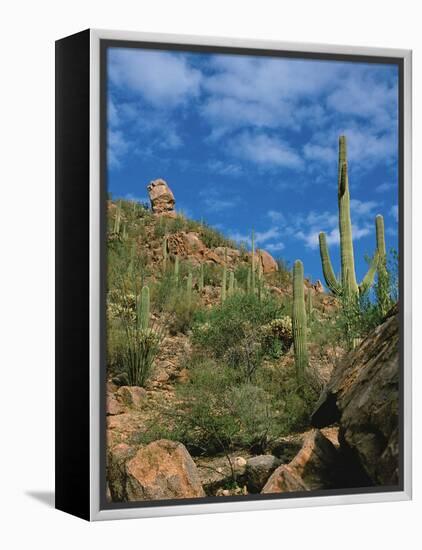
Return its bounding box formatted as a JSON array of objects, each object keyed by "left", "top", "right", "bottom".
[
  {"left": 147, "top": 179, "right": 176, "bottom": 216},
  {"left": 312, "top": 305, "right": 399, "bottom": 486}
]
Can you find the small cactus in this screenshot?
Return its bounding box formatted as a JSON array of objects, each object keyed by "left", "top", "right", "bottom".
[
  {"left": 292, "top": 260, "right": 308, "bottom": 382},
  {"left": 162, "top": 237, "right": 168, "bottom": 271},
  {"left": 246, "top": 268, "right": 251, "bottom": 294},
  {"left": 138, "top": 285, "right": 150, "bottom": 332},
  {"left": 199, "top": 263, "right": 204, "bottom": 292},
  {"left": 251, "top": 230, "right": 256, "bottom": 294},
  {"left": 307, "top": 288, "right": 313, "bottom": 318},
  {"left": 228, "top": 271, "right": 235, "bottom": 296},
  {"left": 186, "top": 272, "right": 193, "bottom": 306},
  {"left": 174, "top": 255, "right": 180, "bottom": 284},
  {"left": 375, "top": 214, "right": 391, "bottom": 315},
  {"left": 113, "top": 200, "right": 122, "bottom": 234}
]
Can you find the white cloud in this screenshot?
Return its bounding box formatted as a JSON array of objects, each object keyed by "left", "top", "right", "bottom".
[
  {"left": 109, "top": 48, "right": 201, "bottom": 107},
  {"left": 350, "top": 198, "right": 378, "bottom": 217},
  {"left": 390, "top": 204, "right": 399, "bottom": 222},
  {"left": 207, "top": 160, "right": 243, "bottom": 177},
  {"left": 108, "top": 130, "right": 129, "bottom": 169},
  {"left": 267, "top": 210, "right": 285, "bottom": 223},
  {"left": 228, "top": 132, "right": 303, "bottom": 170},
  {"left": 303, "top": 143, "right": 336, "bottom": 164},
  {"left": 266, "top": 242, "right": 285, "bottom": 253},
  {"left": 375, "top": 182, "right": 396, "bottom": 193}
]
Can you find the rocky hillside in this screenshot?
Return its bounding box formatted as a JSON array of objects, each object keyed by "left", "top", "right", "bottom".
[{"left": 105, "top": 179, "right": 399, "bottom": 503}]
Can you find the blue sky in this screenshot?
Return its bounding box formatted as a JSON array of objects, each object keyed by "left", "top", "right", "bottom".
[{"left": 107, "top": 47, "right": 399, "bottom": 283}]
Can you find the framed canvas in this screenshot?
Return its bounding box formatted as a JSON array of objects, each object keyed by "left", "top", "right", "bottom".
[{"left": 55, "top": 29, "right": 412, "bottom": 521}]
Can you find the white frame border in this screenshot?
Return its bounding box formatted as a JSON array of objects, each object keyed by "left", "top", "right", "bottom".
[{"left": 89, "top": 29, "right": 412, "bottom": 521}]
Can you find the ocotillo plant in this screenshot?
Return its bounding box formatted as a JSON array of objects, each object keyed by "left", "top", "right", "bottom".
[
  {"left": 162, "top": 237, "right": 168, "bottom": 272},
  {"left": 246, "top": 268, "right": 251, "bottom": 294},
  {"left": 318, "top": 136, "right": 380, "bottom": 299},
  {"left": 375, "top": 214, "right": 391, "bottom": 315},
  {"left": 292, "top": 260, "right": 308, "bottom": 382},
  {"left": 138, "top": 285, "right": 150, "bottom": 332},
  {"left": 186, "top": 272, "right": 193, "bottom": 306}
]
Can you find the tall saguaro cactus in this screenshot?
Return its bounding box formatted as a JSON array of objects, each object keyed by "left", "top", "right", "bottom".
[
  {"left": 318, "top": 136, "right": 380, "bottom": 299},
  {"left": 292, "top": 260, "right": 308, "bottom": 382}
]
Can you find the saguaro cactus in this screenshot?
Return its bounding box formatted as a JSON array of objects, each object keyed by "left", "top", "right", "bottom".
[
  {"left": 199, "top": 263, "right": 204, "bottom": 292},
  {"left": 174, "top": 255, "right": 180, "bottom": 284},
  {"left": 138, "top": 285, "right": 150, "bottom": 332},
  {"left": 228, "top": 271, "right": 235, "bottom": 297},
  {"left": 251, "top": 230, "right": 256, "bottom": 294},
  {"left": 307, "top": 288, "right": 313, "bottom": 318},
  {"left": 318, "top": 136, "right": 380, "bottom": 298},
  {"left": 113, "top": 200, "right": 122, "bottom": 234},
  {"left": 186, "top": 272, "right": 193, "bottom": 306},
  {"left": 221, "top": 249, "right": 228, "bottom": 303},
  {"left": 292, "top": 260, "right": 308, "bottom": 382},
  {"left": 162, "top": 237, "right": 168, "bottom": 271},
  {"left": 375, "top": 214, "right": 391, "bottom": 315}
]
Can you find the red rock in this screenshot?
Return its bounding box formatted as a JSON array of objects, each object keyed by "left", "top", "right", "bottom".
[
  {"left": 126, "top": 440, "right": 205, "bottom": 501},
  {"left": 116, "top": 386, "right": 147, "bottom": 408},
  {"left": 147, "top": 179, "right": 176, "bottom": 216},
  {"left": 106, "top": 394, "right": 125, "bottom": 416}
]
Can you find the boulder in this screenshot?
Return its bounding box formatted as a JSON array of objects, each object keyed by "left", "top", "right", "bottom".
[
  {"left": 106, "top": 394, "right": 125, "bottom": 416},
  {"left": 125, "top": 440, "right": 205, "bottom": 501},
  {"left": 261, "top": 429, "right": 339, "bottom": 494},
  {"left": 258, "top": 249, "right": 278, "bottom": 274},
  {"left": 312, "top": 306, "right": 399, "bottom": 486},
  {"left": 107, "top": 443, "right": 136, "bottom": 502},
  {"left": 246, "top": 455, "right": 281, "bottom": 492},
  {"left": 116, "top": 386, "right": 147, "bottom": 408},
  {"left": 147, "top": 179, "right": 176, "bottom": 216},
  {"left": 167, "top": 231, "right": 206, "bottom": 259}
]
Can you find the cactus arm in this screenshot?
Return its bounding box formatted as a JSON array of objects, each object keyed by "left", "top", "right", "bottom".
[
  {"left": 358, "top": 250, "right": 379, "bottom": 295},
  {"left": 292, "top": 260, "right": 308, "bottom": 382},
  {"left": 318, "top": 232, "right": 342, "bottom": 296},
  {"left": 376, "top": 214, "right": 386, "bottom": 257}
]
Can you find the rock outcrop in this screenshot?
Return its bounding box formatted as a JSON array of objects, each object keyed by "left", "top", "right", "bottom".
[
  {"left": 125, "top": 440, "right": 205, "bottom": 501},
  {"left": 246, "top": 455, "right": 281, "bottom": 492},
  {"left": 261, "top": 429, "right": 339, "bottom": 494},
  {"left": 148, "top": 179, "right": 176, "bottom": 217},
  {"left": 258, "top": 249, "right": 278, "bottom": 274},
  {"left": 312, "top": 305, "right": 399, "bottom": 486}
]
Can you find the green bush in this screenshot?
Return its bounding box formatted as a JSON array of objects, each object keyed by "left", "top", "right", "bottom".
[
  {"left": 193, "top": 293, "right": 286, "bottom": 380},
  {"left": 199, "top": 223, "right": 237, "bottom": 249}
]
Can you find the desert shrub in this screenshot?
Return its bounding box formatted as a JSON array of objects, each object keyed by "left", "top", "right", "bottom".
[
  {"left": 201, "top": 263, "right": 224, "bottom": 287},
  {"left": 260, "top": 316, "right": 293, "bottom": 358},
  {"left": 200, "top": 223, "right": 237, "bottom": 249},
  {"left": 139, "top": 358, "right": 285, "bottom": 456},
  {"left": 193, "top": 293, "right": 286, "bottom": 380}
]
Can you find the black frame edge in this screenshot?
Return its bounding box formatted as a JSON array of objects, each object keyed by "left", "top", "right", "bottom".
[{"left": 55, "top": 28, "right": 91, "bottom": 521}]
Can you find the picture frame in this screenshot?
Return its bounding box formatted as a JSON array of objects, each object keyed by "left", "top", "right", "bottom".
[{"left": 55, "top": 28, "right": 412, "bottom": 521}]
